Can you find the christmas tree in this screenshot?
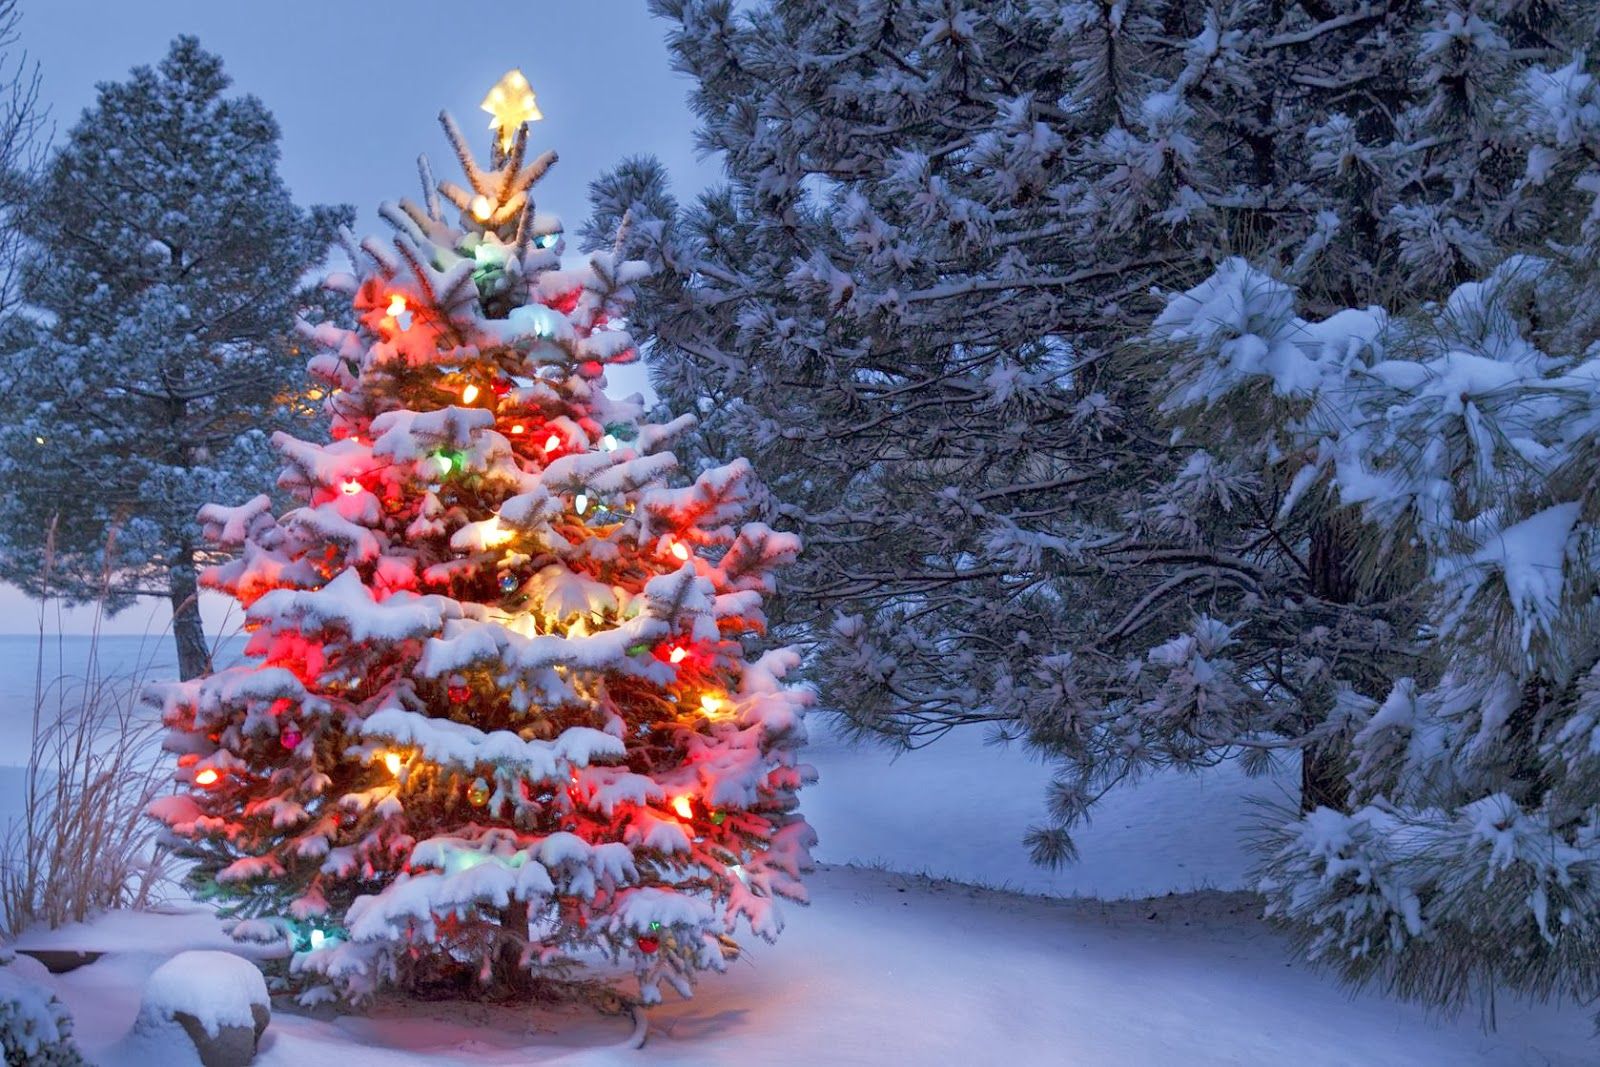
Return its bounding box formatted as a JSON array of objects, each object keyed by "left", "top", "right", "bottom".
[{"left": 148, "top": 71, "right": 815, "bottom": 1009}]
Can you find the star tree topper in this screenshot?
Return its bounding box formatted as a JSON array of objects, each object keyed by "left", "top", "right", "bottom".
[{"left": 481, "top": 69, "right": 542, "bottom": 151}]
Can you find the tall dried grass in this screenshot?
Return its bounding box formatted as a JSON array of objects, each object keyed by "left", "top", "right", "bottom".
[{"left": 0, "top": 523, "right": 178, "bottom": 938}]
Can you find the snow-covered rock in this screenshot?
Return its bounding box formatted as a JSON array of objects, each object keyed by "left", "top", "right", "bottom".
[{"left": 133, "top": 951, "right": 269, "bottom": 1066}]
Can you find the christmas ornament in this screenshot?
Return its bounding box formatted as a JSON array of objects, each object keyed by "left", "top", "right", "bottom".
[
  {"left": 709, "top": 811, "right": 728, "bottom": 826},
  {"left": 481, "top": 69, "right": 542, "bottom": 151},
  {"left": 448, "top": 682, "right": 471, "bottom": 704},
  {"left": 467, "top": 777, "right": 490, "bottom": 807},
  {"left": 426, "top": 453, "right": 455, "bottom": 479},
  {"left": 636, "top": 935, "right": 659, "bottom": 955},
  {"left": 280, "top": 724, "right": 303, "bottom": 750},
  {"left": 499, "top": 572, "right": 520, "bottom": 593}
]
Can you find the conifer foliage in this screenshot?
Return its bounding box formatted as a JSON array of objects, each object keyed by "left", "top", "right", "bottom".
[
  {"left": 0, "top": 37, "right": 348, "bottom": 679},
  {"left": 148, "top": 75, "right": 814, "bottom": 1008},
  {"left": 594, "top": 0, "right": 1600, "bottom": 864}
]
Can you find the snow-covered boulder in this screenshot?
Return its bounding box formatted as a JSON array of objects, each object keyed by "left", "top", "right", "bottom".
[
  {"left": 0, "top": 949, "right": 86, "bottom": 1065},
  {"left": 134, "top": 951, "right": 270, "bottom": 1066}
]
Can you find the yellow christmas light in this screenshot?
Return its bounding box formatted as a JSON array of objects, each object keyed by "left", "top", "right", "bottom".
[
  {"left": 700, "top": 693, "right": 726, "bottom": 716},
  {"left": 670, "top": 541, "right": 691, "bottom": 562},
  {"left": 471, "top": 194, "right": 494, "bottom": 221},
  {"left": 386, "top": 294, "right": 408, "bottom": 317},
  {"left": 481, "top": 69, "right": 542, "bottom": 152},
  {"left": 383, "top": 751, "right": 403, "bottom": 775},
  {"left": 671, "top": 795, "right": 694, "bottom": 820},
  {"left": 461, "top": 383, "right": 481, "bottom": 404},
  {"left": 482, "top": 517, "right": 514, "bottom": 548}
]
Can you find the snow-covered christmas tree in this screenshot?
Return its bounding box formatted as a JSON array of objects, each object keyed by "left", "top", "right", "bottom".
[{"left": 147, "top": 71, "right": 815, "bottom": 1008}]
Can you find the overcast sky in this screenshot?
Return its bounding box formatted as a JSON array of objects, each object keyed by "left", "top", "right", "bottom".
[{"left": 4, "top": 0, "right": 715, "bottom": 635}]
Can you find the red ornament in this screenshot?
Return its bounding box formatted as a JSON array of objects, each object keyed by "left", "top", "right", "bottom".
[
  {"left": 491, "top": 376, "right": 512, "bottom": 396},
  {"left": 280, "top": 725, "right": 303, "bottom": 750},
  {"left": 447, "top": 683, "right": 471, "bottom": 704},
  {"left": 636, "top": 935, "right": 659, "bottom": 954}
]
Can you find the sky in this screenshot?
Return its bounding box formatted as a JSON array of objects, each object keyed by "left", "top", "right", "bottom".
[{"left": 2, "top": 0, "right": 718, "bottom": 635}]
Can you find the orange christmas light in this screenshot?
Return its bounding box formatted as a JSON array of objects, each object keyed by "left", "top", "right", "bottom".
[
  {"left": 386, "top": 294, "right": 408, "bottom": 317},
  {"left": 194, "top": 768, "right": 220, "bottom": 787}
]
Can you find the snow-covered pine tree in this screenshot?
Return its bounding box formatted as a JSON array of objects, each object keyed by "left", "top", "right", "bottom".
[
  {"left": 1147, "top": 50, "right": 1600, "bottom": 1014},
  {"left": 147, "top": 72, "right": 814, "bottom": 1009},
  {"left": 591, "top": 0, "right": 1600, "bottom": 861},
  {"left": 0, "top": 37, "right": 349, "bottom": 678}
]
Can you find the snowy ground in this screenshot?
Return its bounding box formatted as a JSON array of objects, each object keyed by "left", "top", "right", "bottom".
[
  {"left": 15, "top": 864, "right": 1591, "bottom": 1066},
  {"left": 1, "top": 636, "right": 1593, "bottom": 1061}
]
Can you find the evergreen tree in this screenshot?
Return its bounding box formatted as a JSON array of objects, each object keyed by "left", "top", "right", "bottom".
[
  {"left": 0, "top": 36, "right": 348, "bottom": 678},
  {"left": 591, "top": 0, "right": 1600, "bottom": 862},
  {"left": 149, "top": 73, "right": 814, "bottom": 1009}
]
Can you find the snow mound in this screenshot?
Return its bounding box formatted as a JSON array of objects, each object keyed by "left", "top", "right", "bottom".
[{"left": 136, "top": 950, "right": 268, "bottom": 1038}]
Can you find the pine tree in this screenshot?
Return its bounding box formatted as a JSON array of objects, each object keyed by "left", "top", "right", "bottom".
[
  {"left": 592, "top": 0, "right": 1600, "bottom": 862},
  {"left": 148, "top": 72, "right": 815, "bottom": 1009},
  {"left": 1145, "top": 48, "right": 1600, "bottom": 1013},
  {"left": 0, "top": 37, "right": 349, "bottom": 678}
]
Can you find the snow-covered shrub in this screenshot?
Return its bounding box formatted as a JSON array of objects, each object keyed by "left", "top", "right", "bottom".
[{"left": 0, "top": 951, "right": 86, "bottom": 1066}]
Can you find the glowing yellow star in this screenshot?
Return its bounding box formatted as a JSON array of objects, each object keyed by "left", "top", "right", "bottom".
[{"left": 481, "top": 69, "right": 542, "bottom": 151}]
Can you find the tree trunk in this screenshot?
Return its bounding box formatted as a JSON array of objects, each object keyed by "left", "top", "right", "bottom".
[
  {"left": 1303, "top": 511, "right": 1356, "bottom": 814},
  {"left": 494, "top": 899, "right": 531, "bottom": 991},
  {"left": 169, "top": 545, "right": 211, "bottom": 680}
]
